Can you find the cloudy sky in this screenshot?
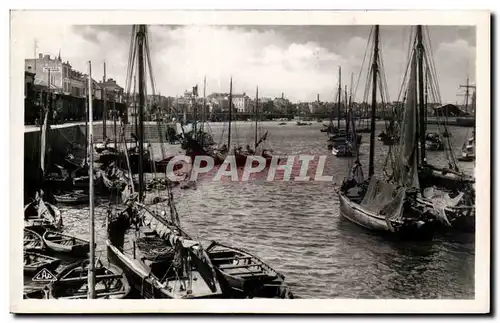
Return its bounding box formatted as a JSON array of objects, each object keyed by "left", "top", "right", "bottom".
[{"left": 22, "top": 24, "right": 475, "bottom": 103}]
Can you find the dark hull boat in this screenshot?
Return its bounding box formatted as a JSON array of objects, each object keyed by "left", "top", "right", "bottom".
[
  {"left": 24, "top": 251, "right": 61, "bottom": 275},
  {"left": 206, "top": 241, "right": 295, "bottom": 298},
  {"left": 24, "top": 228, "right": 45, "bottom": 252},
  {"left": 377, "top": 132, "right": 398, "bottom": 145},
  {"left": 49, "top": 259, "right": 131, "bottom": 299},
  {"left": 23, "top": 287, "right": 50, "bottom": 299},
  {"left": 24, "top": 197, "right": 63, "bottom": 232},
  {"left": 328, "top": 133, "right": 362, "bottom": 146},
  {"left": 419, "top": 164, "right": 475, "bottom": 192},
  {"left": 106, "top": 201, "right": 224, "bottom": 299},
  {"left": 100, "top": 163, "right": 128, "bottom": 194},
  {"left": 331, "top": 144, "right": 355, "bottom": 158},
  {"left": 42, "top": 231, "right": 91, "bottom": 256},
  {"left": 53, "top": 191, "right": 89, "bottom": 205}
]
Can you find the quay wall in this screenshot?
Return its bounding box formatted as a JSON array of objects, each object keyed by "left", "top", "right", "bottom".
[{"left": 23, "top": 122, "right": 177, "bottom": 200}]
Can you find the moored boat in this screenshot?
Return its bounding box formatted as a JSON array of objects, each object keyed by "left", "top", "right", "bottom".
[
  {"left": 206, "top": 241, "right": 295, "bottom": 298},
  {"left": 332, "top": 144, "right": 354, "bottom": 157},
  {"left": 23, "top": 287, "right": 50, "bottom": 299},
  {"left": 42, "top": 231, "right": 90, "bottom": 256},
  {"left": 24, "top": 194, "right": 63, "bottom": 232},
  {"left": 24, "top": 228, "right": 45, "bottom": 252},
  {"left": 53, "top": 191, "right": 89, "bottom": 205},
  {"left": 24, "top": 251, "right": 61, "bottom": 275},
  {"left": 338, "top": 26, "right": 444, "bottom": 237},
  {"left": 49, "top": 259, "right": 131, "bottom": 299}
]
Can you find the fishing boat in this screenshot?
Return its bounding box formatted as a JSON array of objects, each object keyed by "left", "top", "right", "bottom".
[
  {"left": 106, "top": 25, "right": 223, "bottom": 299},
  {"left": 296, "top": 121, "right": 311, "bottom": 126},
  {"left": 239, "top": 86, "right": 281, "bottom": 167},
  {"left": 53, "top": 191, "right": 89, "bottom": 205},
  {"left": 49, "top": 259, "right": 131, "bottom": 299},
  {"left": 278, "top": 122, "right": 287, "bottom": 125},
  {"left": 206, "top": 241, "right": 295, "bottom": 298},
  {"left": 23, "top": 287, "right": 50, "bottom": 299},
  {"left": 100, "top": 162, "right": 128, "bottom": 193},
  {"left": 425, "top": 132, "right": 445, "bottom": 151},
  {"left": 332, "top": 144, "right": 354, "bottom": 157},
  {"left": 339, "top": 26, "right": 443, "bottom": 236},
  {"left": 24, "top": 251, "right": 61, "bottom": 275},
  {"left": 377, "top": 131, "right": 398, "bottom": 145},
  {"left": 24, "top": 193, "right": 63, "bottom": 232},
  {"left": 42, "top": 231, "right": 90, "bottom": 256},
  {"left": 331, "top": 74, "right": 358, "bottom": 158},
  {"left": 106, "top": 200, "right": 223, "bottom": 298},
  {"left": 458, "top": 130, "right": 475, "bottom": 162},
  {"left": 24, "top": 228, "right": 45, "bottom": 252}
]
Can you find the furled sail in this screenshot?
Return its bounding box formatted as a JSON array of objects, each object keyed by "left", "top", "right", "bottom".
[
  {"left": 393, "top": 50, "right": 420, "bottom": 190},
  {"left": 40, "top": 108, "right": 50, "bottom": 174}
]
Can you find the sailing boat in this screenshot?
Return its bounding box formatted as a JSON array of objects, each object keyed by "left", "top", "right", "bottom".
[
  {"left": 338, "top": 25, "right": 440, "bottom": 235},
  {"left": 414, "top": 28, "right": 476, "bottom": 198},
  {"left": 236, "top": 86, "right": 277, "bottom": 166},
  {"left": 24, "top": 88, "right": 63, "bottom": 232},
  {"left": 458, "top": 129, "right": 475, "bottom": 162},
  {"left": 327, "top": 67, "right": 362, "bottom": 147},
  {"left": 180, "top": 78, "right": 223, "bottom": 166},
  {"left": 332, "top": 84, "right": 357, "bottom": 157},
  {"left": 457, "top": 83, "right": 476, "bottom": 162},
  {"left": 48, "top": 61, "right": 131, "bottom": 300},
  {"left": 105, "top": 25, "right": 223, "bottom": 298}
]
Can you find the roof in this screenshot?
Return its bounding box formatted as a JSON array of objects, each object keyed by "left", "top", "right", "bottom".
[{"left": 433, "top": 104, "right": 470, "bottom": 117}]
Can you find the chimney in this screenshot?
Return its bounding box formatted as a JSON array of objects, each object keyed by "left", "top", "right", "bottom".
[
  {"left": 281, "top": 92, "right": 284, "bottom": 99},
  {"left": 317, "top": 94, "right": 319, "bottom": 102},
  {"left": 38, "top": 53, "right": 43, "bottom": 59},
  {"left": 103, "top": 61, "right": 106, "bottom": 83}
]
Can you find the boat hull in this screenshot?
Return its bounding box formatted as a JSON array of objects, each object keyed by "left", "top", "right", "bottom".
[
  {"left": 106, "top": 240, "right": 223, "bottom": 299},
  {"left": 338, "top": 192, "right": 434, "bottom": 236},
  {"left": 339, "top": 192, "right": 392, "bottom": 231},
  {"left": 24, "top": 252, "right": 61, "bottom": 275},
  {"left": 43, "top": 231, "right": 90, "bottom": 256}
]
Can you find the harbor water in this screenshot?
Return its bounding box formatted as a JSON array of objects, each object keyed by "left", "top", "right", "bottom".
[{"left": 40, "top": 121, "right": 475, "bottom": 299}]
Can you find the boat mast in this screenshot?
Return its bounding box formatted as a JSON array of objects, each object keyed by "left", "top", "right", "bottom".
[
  {"left": 84, "top": 78, "right": 88, "bottom": 166},
  {"left": 337, "top": 67, "right": 341, "bottom": 130},
  {"left": 368, "top": 25, "right": 379, "bottom": 178},
  {"left": 134, "top": 75, "right": 138, "bottom": 138},
  {"left": 87, "top": 61, "right": 96, "bottom": 299},
  {"left": 344, "top": 85, "right": 348, "bottom": 132},
  {"left": 416, "top": 25, "right": 426, "bottom": 165},
  {"left": 461, "top": 76, "right": 470, "bottom": 114},
  {"left": 103, "top": 61, "right": 107, "bottom": 140},
  {"left": 254, "top": 86, "right": 259, "bottom": 150},
  {"left": 137, "top": 25, "right": 146, "bottom": 201},
  {"left": 202, "top": 76, "right": 206, "bottom": 137},
  {"left": 228, "top": 77, "right": 232, "bottom": 149}
]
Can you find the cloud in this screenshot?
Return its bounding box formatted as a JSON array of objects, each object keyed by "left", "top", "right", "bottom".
[{"left": 20, "top": 24, "right": 476, "bottom": 103}]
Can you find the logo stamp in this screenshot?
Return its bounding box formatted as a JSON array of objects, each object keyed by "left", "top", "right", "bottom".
[{"left": 32, "top": 268, "right": 57, "bottom": 282}]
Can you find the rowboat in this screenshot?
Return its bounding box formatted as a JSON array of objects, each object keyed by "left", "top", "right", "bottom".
[
  {"left": 206, "top": 241, "right": 295, "bottom": 298},
  {"left": 42, "top": 231, "right": 90, "bottom": 256},
  {"left": 23, "top": 287, "right": 50, "bottom": 299},
  {"left": 49, "top": 259, "right": 131, "bottom": 299},
  {"left": 332, "top": 144, "right": 354, "bottom": 157},
  {"left": 53, "top": 192, "right": 89, "bottom": 205},
  {"left": 24, "top": 228, "right": 45, "bottom": 252},
  {"left": 24, "top": 251, "right": 61, "bottom": 275},
  {"left": 24, "top": 196, "right": 63, "bottom": 232}
]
